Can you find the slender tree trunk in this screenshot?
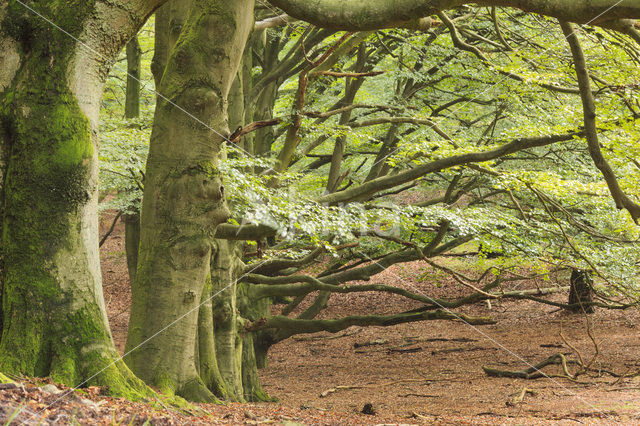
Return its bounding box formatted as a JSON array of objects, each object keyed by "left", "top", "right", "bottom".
[
  {"left": 568, "top": 269, "right": 594, "bottom": 313},
  {"left": 123, "top": 213, "right": 141, "bottom": 284},
  {"left": 197, "top": 277, "right": 231, "bottom": 399},
  {"left": 0, "top": 1, "right": 156, "bottom": 397},
  {"left": 325, "top": 57, "right": 366, "bottom": 193},
  {"left": 125, "top": 0, "right": 254, "bottom": 401},
  {"left": 125, "top": 37, "right": 142, "bottom": 119},
  {"left": 251, "top": 29, "right": 282, "bottom": 158},
  {"left": 123, "top": 33, "right": 143, "bottom": 284}
]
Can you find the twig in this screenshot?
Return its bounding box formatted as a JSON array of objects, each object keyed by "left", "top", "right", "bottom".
[
  {"left": 154, "top": 396, "right": 178, "bottom": 422},
  {"left": 506, "top": 387, "right": 537, "bottom": 406}
]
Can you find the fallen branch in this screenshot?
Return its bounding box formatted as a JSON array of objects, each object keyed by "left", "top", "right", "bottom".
[
  {"left": 248, "top": 309, "right": 496, "bottom": 335},
  {"left": 293, "top": 327, "right": 362, "bottom": 342},
  {"left": 353, "top": 338, "right": 387, "bottom": 348},
  {"left": 483, "top": 353, "right": 576, "bottom": 380},
  {"left": 320, "top": 385, "right": 363, "bottom": 398},
  {"left": 401, "top": 393, "right": 439, "bottom": 398},
  {"left": 320, "top": 378, "right": 431, "bottom": 398},
  {"left": 432, "top": 347, "right": 495, "bottom": 355},
  {"left": 387, "top": 346, "right": 423, "bottom": 354},
  {"left": 506, "top": 387, "right": 537, "bottom": 406}
]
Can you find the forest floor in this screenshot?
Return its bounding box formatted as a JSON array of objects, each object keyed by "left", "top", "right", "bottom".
[{"left": 4, "top": 211, "right": 639, "bottom": 425}]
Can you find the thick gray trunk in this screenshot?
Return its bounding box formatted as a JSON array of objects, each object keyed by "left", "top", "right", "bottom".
[{"left": 125, "top": 0, "right": 254, "bottom": 401}]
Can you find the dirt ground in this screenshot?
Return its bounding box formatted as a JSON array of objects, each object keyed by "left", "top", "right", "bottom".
[{"left": 98, "top": 212, "right": 640, "bottom": 425}]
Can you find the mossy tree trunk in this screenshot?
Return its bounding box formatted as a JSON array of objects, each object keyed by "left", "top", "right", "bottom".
[
  {"left": 124, "top": 1, "right": 274, "bottom": 402},
  {"left": 0, "top": 0, "right": 160, "bottom": 397},
  {"left": 125, "top": 0, "right": 254, "bottom": 402}
]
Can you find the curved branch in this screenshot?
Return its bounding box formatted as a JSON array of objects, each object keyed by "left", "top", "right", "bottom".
[
  {"left": 245, "top": 246, "right": 325, "bottom": 275},
  {"left": 214, "top": 223, "right": 277, "bottom": 240},
  {"left": 560, "top": 21, "right": 640, "bottom": 223},
  {"left": 245, "top": 273, "right": 444, "bottom": 304},
  {"left": 316, "top": 130, "right": 584, "bottom": 205},
  {"left": 268, "top": 0, "right": 640, "bottom": 31},
  {"left": 247, "top": 309, "right": 496, "bottom": 335}
]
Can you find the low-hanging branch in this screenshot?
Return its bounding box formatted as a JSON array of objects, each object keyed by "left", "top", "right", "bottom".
[
  {"left": 244, "top": 272, "right": 571, "bottom": 309},
  {"left": 316, "top": 223, "right": 455, "bottom": 285},
  {"left": 244, "top": 272, "right": 443, "bottom": 303},
  {"left": 214, "top": 223, "right": 277, "bottom": 240},
  {"left": 245, "top": 246, "right": 325, "bottom": 276},
  {"left": 246, "top": 309, "right": 496, "bottom": 335}
]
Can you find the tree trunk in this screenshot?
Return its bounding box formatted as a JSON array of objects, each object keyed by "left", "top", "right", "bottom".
[
  {"left": 123, "top": 213, "right": 140, "bottom": 284},
  {"left": 0, "top": 1, "right": 156, "bottom": 397},
  {"left": 123, "top": 32, "right": 142, "bottom": 284},
  {"left": 568, "top": 269, "right": 594, "bottom": 313},
  {"left": 125, "top": 0, "right": 254, "bottom": 402},
  {"left": 125, "top": 36, "right": 142, "bottom": 119},
  {"left": 326, "top": 45, "right": 367, "bottom": 193},
  {"left": 210, "top": 240, "right": 244, "bottom": 400}
]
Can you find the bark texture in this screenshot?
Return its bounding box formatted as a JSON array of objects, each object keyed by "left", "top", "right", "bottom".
[
  {"left": 0, "top": 0, "right": 158, "bottom": 397},
  {"left": 125, "top": 0, "right": 254, "bottom": 402},
  {"left": 568, "top": 270, "right": 594, "bottom": 313},
  {"left": 270, "top": 0, "right": 640, "bottom": 31}
]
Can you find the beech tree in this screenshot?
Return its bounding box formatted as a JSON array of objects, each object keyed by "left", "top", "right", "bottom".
[
  {"left": 0, "top": 0, "right": 165, "bottom": 397},
  {"left": 0, "top": 0, "right": 639, "bottom": 402},
  {"left": 123, "top": 0, "right": 640, "bottom": 403}
]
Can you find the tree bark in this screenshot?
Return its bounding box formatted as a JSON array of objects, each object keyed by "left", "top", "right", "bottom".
[
  {"left": 269, "top": 0, "right": 640, "bottom": 31},
  {"left": 125, "top": 37, "right": 142, "bottom": 119},
  {"left": 123, "top": 213, "right": 140, "bottom": 285},
  {"left": 0, "top": 0, "right": 159, "bottom": 397},
  {"left": 210, "top": 240, "right": 244, "bottom": 401},
  {"left": 123, "top": 31, "right": 143, "bottom": 284},
  {"left": 125, "top": 0, "right": 254, "bottom": 401},
  {"left": 568, "top": 269, "right": 595, "bottom": 314}
]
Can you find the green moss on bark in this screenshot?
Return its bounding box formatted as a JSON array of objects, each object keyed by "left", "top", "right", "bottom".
[{"left": 0, "top": 0, "right": 155, "bottom": 401}]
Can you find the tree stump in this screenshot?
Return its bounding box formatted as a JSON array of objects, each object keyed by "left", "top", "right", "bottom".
[{"left": 568, "top": 269, "right": 594, "bottom": 313}]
